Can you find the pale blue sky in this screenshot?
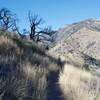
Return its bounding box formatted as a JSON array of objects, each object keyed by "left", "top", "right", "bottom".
[{"left": 0, "top": 0, "right": 100, "bottom": 30}]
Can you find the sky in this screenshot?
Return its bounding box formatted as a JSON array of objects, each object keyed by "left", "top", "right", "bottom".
[{"left": 0, "top": 0, "right": 100, "bottom": 30}]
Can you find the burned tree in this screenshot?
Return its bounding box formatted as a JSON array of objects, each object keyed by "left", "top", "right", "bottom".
[
  {"left": 0, "top": 8, "right": 18, "bottom": 32},
  {"left": 11, "top": 19, "right": 22, "bottom": 36},
  {"left": 28, "top": 12, "right": 54, "bottom": 42}
]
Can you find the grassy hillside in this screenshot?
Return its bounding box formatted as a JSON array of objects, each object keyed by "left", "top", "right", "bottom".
[{"left": 0, "top": 31, "right": 62, "bottom": 100}]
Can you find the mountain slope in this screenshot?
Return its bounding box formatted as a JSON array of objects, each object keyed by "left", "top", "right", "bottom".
[{"left": 50, "top": 19, "right": 100, "bottom": 69}]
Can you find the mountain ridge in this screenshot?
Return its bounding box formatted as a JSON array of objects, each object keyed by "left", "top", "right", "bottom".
[
  {"left": 50, "top": 18, "right": 100, "bottom": 69},
  {"left": 54, "top": 18, "right": 100, "bottom": 43}
]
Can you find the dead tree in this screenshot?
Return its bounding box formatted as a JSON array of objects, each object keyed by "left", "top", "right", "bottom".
[
  {"left": 11, "top": 19, "right": 22, "bottom": 36},
  {"left": 28, "top": 12, "right": 54, "bottom": 42},
  {"left": 0, "top": 8, "right": 18, "bottom": 32}
]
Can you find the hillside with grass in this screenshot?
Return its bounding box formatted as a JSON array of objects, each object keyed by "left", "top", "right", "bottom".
[
  {"left": 0, "top": 30, "right": 64, "bottom": 100},
  {"left": 49, "top": 19, "right": 100, "bottom": 100}
]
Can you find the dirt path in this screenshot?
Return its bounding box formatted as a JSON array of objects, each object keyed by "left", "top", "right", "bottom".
[{"left": 47, "top": 71, "right": 64, "bottom": 100}]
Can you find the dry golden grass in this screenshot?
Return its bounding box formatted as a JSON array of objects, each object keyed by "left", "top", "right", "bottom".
[
  {"left": 0, "top": 33, "right": 60, "bottom": 100},
  {"left": 0, "top": 62, "right": 48, "bottom": 100},
  {"left": 23, "top": 63, "right": 48, "bottom": 100},
  {"left": 59, "top": 64, "right": 100, "bottom": 100}
]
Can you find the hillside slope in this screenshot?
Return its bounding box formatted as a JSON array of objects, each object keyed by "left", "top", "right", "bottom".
[
  {"left": 50, "top": 19, "right": 100, "bottom": 69},
  {"left": 0, "top": 31, "right": 63, "bottom": 100}
]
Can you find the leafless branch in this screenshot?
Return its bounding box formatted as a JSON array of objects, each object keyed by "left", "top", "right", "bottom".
[{"left": 0, "top": 8, "right": 18, "bottom": 32}]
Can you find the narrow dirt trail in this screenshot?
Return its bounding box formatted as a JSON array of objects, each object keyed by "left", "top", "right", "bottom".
[
  {"left": 46, "top": 51, "right": 65, "bottom": 100},
  {"left": 47, "top": 71, "right": 64, "bottom": 100}
]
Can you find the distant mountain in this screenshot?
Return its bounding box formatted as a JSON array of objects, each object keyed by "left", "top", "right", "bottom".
[{"left": 50, "top": 19, "right": 100, "bottom": 68}]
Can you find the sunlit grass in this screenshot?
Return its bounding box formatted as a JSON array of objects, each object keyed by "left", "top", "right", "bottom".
[{"left": 59, "top": 64, "right": 100, "bottom": 100}]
